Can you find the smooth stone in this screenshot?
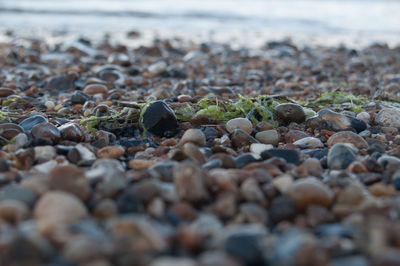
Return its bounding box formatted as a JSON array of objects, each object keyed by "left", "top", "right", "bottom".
[
  {"left": 178, "top": 129, "right": 206, "bottom": 147},
  {"left": 306, "top": 109, "right": 367, "bottom": 133},
  {"left": 88, "top": 159, "right": 126, "bottom": 198},
  {"left": 46, "top": 73, "right": 78, "bottom": 92},
  {"left": 173, "top": 162, "right": 209, "bottom": 202},
  {"left": 128, "top": 159, "right": 157, "bottom": 170},
  {"left": 34, "top": 145, "right": 56, "bottom": 161},
  {"left": 375, "top": 108, "right": 400, "bottom": 129},
  {"left": 148, "top": 61, "right": 167, "bottom": 75},
  {"left": 301, "top": 158, "right": 323, "bottom": 176},
  {"left": 225, "top": 226, "right": 267, "bottom": 265},
  {"left": 0, "top": 184, "right": 37, "bottom": 207},
  {"left": 235, "top": 153, "right": 261, "bottom": 169},
  {"left": 356, "top": 112, "right": 371, "bottom": 123},
  {"left": 255, "top": 130, "right": 279, "bottom": 145},
  {"left": 183, "top": 142, "right": 206, "bottom": 164},
  {"left": 328, "top": 143, "right": 357, "bottom": 169},
  {"left": 15, "top": 133, "right": 28, "bottom": 149},
  {"left": 250, "top": 143, "right": 273, "bottom": 155},
  {"left": 336, "top": 182, "right": 367, "bottom": 207},
  {"left": 293, "top": 137, "right": 324, "bottom": 149},
  {"left": 0, "top": 123, "right": 24, "bottom": 140},
  {"left": 59, "top": 123, "right": 85, "bottom": 142},
  {"left": 285, "top": 129, "right": 309, "bottom": 143},
  {"left": 48, "top": 164, "right": 90, "bottom": 201},
  {"left": 67, "top": 144, "right": 96, "bottom": 166},
  {"left": 0, "top": 158, "right": 9, "bottom": 172},
  {"left": 70, "top": 91, "right": 90, "bottom": 104},
  {"left": 19, "top": 115, "right": 48, "bottom": 133},
  {"left": 239, "top": 203, "right": 268, "bottom": 224},
  {"left": 274, "top": 103, "right": 306, "bottom": 124},
  {"left": 34, "top": 191, "right": 87, "bottom": 227},
  {"left": 141, "top": 101, "right": 179, "bottom": 137},
  {"left": 260, "top": 148, "right": 300, "bottom": 165},
  {"left": 0, "top": 199, "right": 29, "bottom": 223},
  {"left": 240, "top": 178, "right": 266, "bottom": 204},
  {"left": 286, "top": 177, "right": 334, "bottom": 211},
  {"left": 269, "top": 196, "right": 297, "bottom": 224},
  {"left": 327, "top": 131, "right": 368, "bottom": 149},
  {"left": 31, "top": 122, "right": 61, "bottom": 144},
  {"left": 226, "top": 118, "right": 253, "bottom": 134},
  {"left": 148, "top": 161, "right": 177, "bottom": 182},
  {"left": 83, "top": 84, "right": 108, "bottom": 95},
  {"left": 0, "top": 88, "right": 15, "bottom": 97},
  {"left": 97, "top": 146, "right": 125, "bottom": 159},
  {"left": 230, "top": 129, "right": 258, "bottom": 148}
]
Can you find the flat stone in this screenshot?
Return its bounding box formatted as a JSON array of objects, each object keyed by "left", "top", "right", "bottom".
[
  {"left": 307, "top": 109, "right": 367, "bottom": 133},
  {"left": 375, "top": 108, "right": 400, "bottom": 129},
  {"left": 293, "top": 137, "right": 324, "bottom": 149},
  {"left": 327, "top": 131, "right": 368, "bottom": 149},
  {"left": 19, "top": 115, "right": 48, "bottom": 134},
  {"left": 173, "top": 162, "right": 209, "bottom": 202},
  {"left": 226, "top": 118, "right": 253, "bottom": 134},
  {"left": 97, "top": 146, "right": 125, "bottom": 159},
  {"left": 274, "top": 103, "right": 306, "bottom": 124},
  {"left": 255, "top": 130, "right": 279, "bottom": 145}
]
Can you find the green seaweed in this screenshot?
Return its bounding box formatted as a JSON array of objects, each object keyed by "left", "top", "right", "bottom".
[
  {"left": 80, "top": 116, "right": 100, "bottom": 134},
  {"left": 301, "top": 91, "right": 370, "bottom": 108}
]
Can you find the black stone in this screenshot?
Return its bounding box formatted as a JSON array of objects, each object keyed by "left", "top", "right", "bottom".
[
  {"left": 141, "top": 101, "right": 179, "bottom": 137},
  {"left": 269, "top": 196, "right": 297, "bottom": 224},
  {"left": 261, "top": 148, "right": 300, "bottom": 165},
  {"left": 116, "top": 193, "right": 143, "bottom": 214},
  {"left": 348, "top": 116, "right": 367, "bottom": 133},
  {"left": 225, "top": 231, "right": 266, "bottom": 266},
  {"left": 70, "top": 91, "right": 90, "bottom": 105},
  {"left": 19, "top": 115, "right": 48, "bottom": 134},
  {"left": 235, "top": 153, "right": 260, "bottom": 169},
  {"left": 0, "top": 158, "right": 10, "bottom": 172}
]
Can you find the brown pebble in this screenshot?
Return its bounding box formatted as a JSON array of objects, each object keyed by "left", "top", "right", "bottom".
[{"left": 97, "top": 146, "right": 125, "bottom": 159}]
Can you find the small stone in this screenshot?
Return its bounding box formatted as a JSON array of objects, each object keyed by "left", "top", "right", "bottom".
[
  {"left": 269, "top": 196, "right": 297, "bottom": 224},
  {"left": 293, "top": 137, "right": 324, "bottom": 149},
  {"left": 239, "top": 203, "right": 268, "bottom": 224},
  {"left": 59, "top": 123, "right": 85, "bottom": 142},
  {"left": 93, "top": 199, "right": 118, "bottom": 219},
  {"left": 0, "top": 199, "right": 29, "bottom": 224},
  {"left": 225, "top": 226, "right": 267, "bottom": 265},
  {"left": 34, "top": 191, "right": 87, "bottom": 227},
  {"left": 173, "top": 162, "right": 209, "bottom": 202},
  {"left": 97, "top": 146, "right": 125, "bottom": 159},
  {"left": 178, "top": 129, "right": 206, "bottom": 147},
  {"left": 183, "top": 143, "right": 206, "bottom": 164},
  {"left": 301, "top": 158, "right": 323, "bottom": 176},
  {"left": 31, "top": 122, "right": 61, "bottom": 144},
  {"left": 48, "top": 164, "right": 90, "bottom": 201},
  {"left": 83, "top": 84, "right": 108, "bottom": 95},
  {"left": 0, "top": 88, "right": 15, "bottom": 97},
  {"left": 0, "top": 184, "right": 37, "bottom": 207},
  {"left": 34, "top": 145, "right": 56, "bottom": 161},
  {"left": 67, "top": 144, "right": 96, "bottom": 166},
  {"left": 141, "top": 101, "right": 179, "bottom": 137},
  {"left": 274, "top": 103, "right": 306, "bottom": 124},
  {"left": 255, "top": 130, "right": 279, "bottom": 145},
  {"left": 230, "top": 129, "right": 258, "bottom": 148},
  {"left": 15, "top": 133, "right": 28, "bottom": 149},
  {"left": 356, "top": 111, "right": 370, "bottom": 123},
  {"left": 0, "top": 158, "right": 9, "bottom": 172},
  {"left": 286, "top": 177, "right": 333, "bottom": 211},
  {"left": 327, "top": 143, "right": 357, "bottom": 169},
  {"left": 327, "top": 131, "right": 368, "bottom": 149},
  {"left": 307, "top": 109, "right": 367, "bottom": 133},
  {"left": 148, "top": 61, "right": 167, "bottom": 75},
  {"left": 261, "top": 148, "right": 300, "bottom": 165},
  {"left": 46, "top": 73, "right": 78, "bottom": 93},
  {"left": 273, "top": 174, "right": 294, "bottom": 193},
  {"left": 19, "top": 115, "right": 48, "bottom": 133},
  {"left": 375, "top": 108, "right": 400, "bottom": 129},
  {"left": 71, "top": 91, "right": 90, "bottom": 104},
  {"left": 250, "top": 143, "right": 273, "bottom": 155},
  {"left": 128, "top": 159, "right": 157, "bottom": 170},
  {"left": 369, "top": 182, "right": 396, "bottom": 197},
  {"left": 226, "top": 118, "right": 253, "bottom": 134},
  {"left": 0, "top": 123, "right": 24, "bottom": 140},
  {"left": 240, "top": 178, "right": 266, "bottom": 204},
  {"left": 235, "top": 153, "right": 260, "bottom": 169},
  {"left": 285, "top": 130, "right": 310, "bottom": 143},
  {"left": 45, "top": 100, "right": 55, "bottom": 110}
]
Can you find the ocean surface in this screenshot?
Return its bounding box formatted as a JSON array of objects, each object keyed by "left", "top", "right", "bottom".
[{"left": 0, "top": 0, "right": 400, "bottom": 47}]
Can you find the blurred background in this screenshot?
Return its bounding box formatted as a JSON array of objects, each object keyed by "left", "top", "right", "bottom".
[{"left": 0, "top": 0, "right": 399, "bottom": 47}]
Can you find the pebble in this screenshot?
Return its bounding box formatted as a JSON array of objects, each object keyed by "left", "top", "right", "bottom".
[
  {"left": 327, "top": 143, "right": 357, "bottom": 169},
  {"left": 183, "top": 143, "right": 206, "bottom": 164},
  {"left": 255, "top": 129, "right": 279, "bottom": 145},
  {"left": 285, "top": 130, "right": 310, "bottom": 143},
  {"left": 97, "top": 146, "right": 125, "bottom": 159},
  {"left": 31, "top": 122, "right": 61, "bottom": 144},
  {"left": 375, "top": 108, "right": 400, "bottom": 129},
  {"left": 67, "top": 144, "right": 96, "bottom": 166},
  {"left": 286, "top": 177, "right": 334, "bottom": 211},
  {"left": 173, "top": 162, "right": 209, "bottom": 202},
  {"left": 274, "top": 103, "right": 306, "bottom": 124},
  {"left": 128, "top": 159, "right": 157, "bottom": 170},
  {"left": 261, "top": 148, "right": 300, "bottom": 165},
  {"left": 293, "top": 137, "right": 324, "bottom": 149},
  {"left": 48, "top": 164, "right": 90, "bottom": 201},
  {"left": 230, "top": 129, "right": 258, "bottom": 148},
  {"left": 34, "top": 145, "right": 56, "bottom": 161},
  {"left": 269, "top": 196, "right": 297, "bottom": 224},
  {"left": 59, "top": 123, "right": 85, "bottom": 142},
  {"left": 71, "top": 90, "right": 90, "bottom": 104},
  {"left": 141, "top": 101, "right": 179, "bottom": 137},
  {"left": 327, "top": 131, "right": 368, "bottom": 149},
  {"left": 0, "top": 184, "right": 37, "bottom": 207},
  {"left": 250, "top": 143, "right": 273, "bottom": 155},
  {"left": 83, "top": 84, "right": 108, "bottom": 95},
  {"left": 226, "top": 118, "right": 253, "bottom": 134},
  {"left": 19, "top": 115, "right": 48, "bottom": 133},
  {"left": 46, "top": 73, "right": 77, "bottom": 93},
  {"left": 307, "top": 109, "right": 367, "bottom": 133},
  {"left": 178, "top": 128, "right": 206, "bottom": 147},
  {"left": 0, "top": 123, "right": 24, "bottom": 140},
  {"left": 0, "top": 199, "right": 29, "bottom": 224},
  {"left": 148, "top": 61, "right": 167, "bottom": 75},
  {"left": 34, "top": 191, "right": 87, "bottom": 227}
]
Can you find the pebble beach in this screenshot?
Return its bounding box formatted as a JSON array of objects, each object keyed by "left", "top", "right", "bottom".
[{"left": 1, "top": 1, "right": 400, "bottom": 266}]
